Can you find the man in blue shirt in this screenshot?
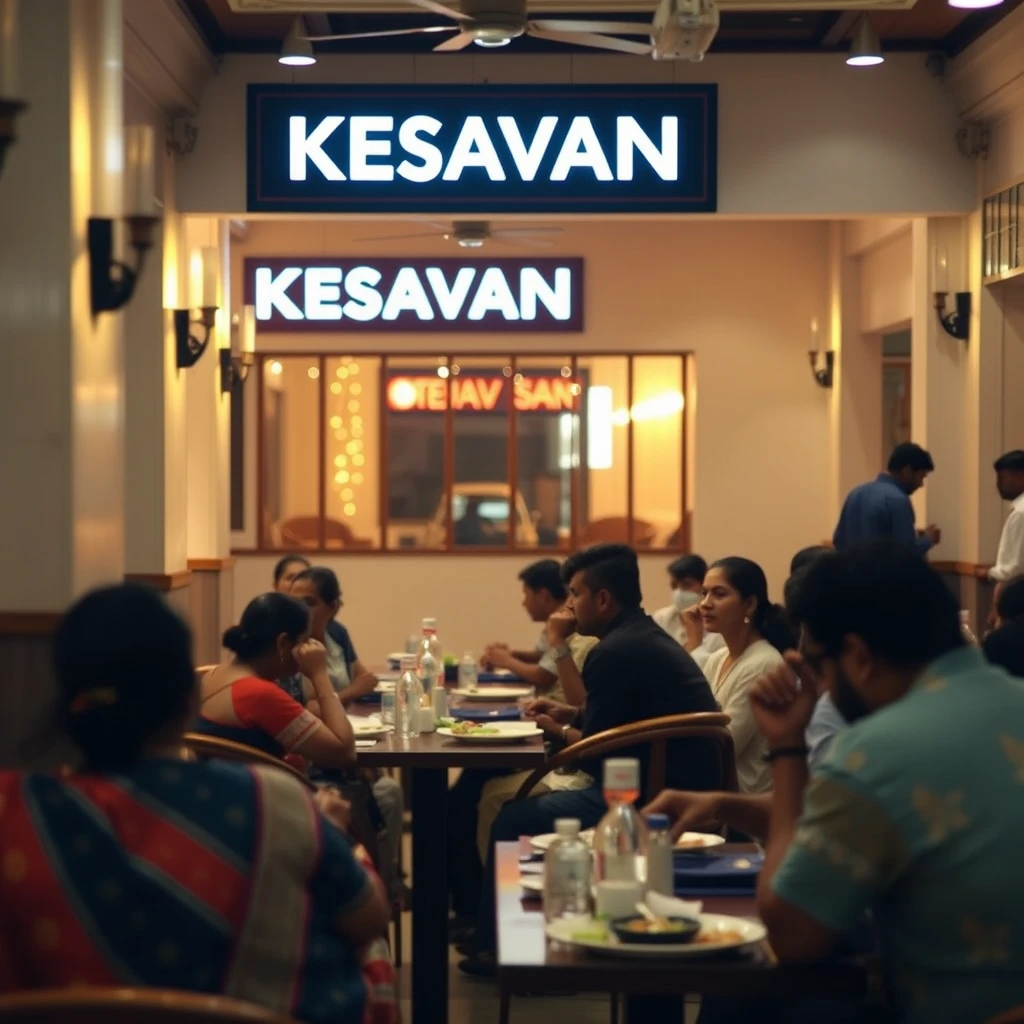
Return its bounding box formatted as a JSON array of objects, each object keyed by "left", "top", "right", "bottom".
[{"left": 833, "top": 442, "right": 940, "bottom": 554}]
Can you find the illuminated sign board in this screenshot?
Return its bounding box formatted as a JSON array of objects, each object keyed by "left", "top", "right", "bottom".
[
  {"left": 387, "top": 373, "right": 579, "bottom": 414},
  {"left": 247, "top": 84, "right": 717, "bottom": 214},
  {"left": 244, "top": 257, "right": 583, "bottom": 333}
]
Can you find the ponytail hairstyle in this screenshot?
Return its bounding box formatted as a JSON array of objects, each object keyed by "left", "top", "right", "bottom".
[
  {"left": 53, "top": 583, "right": 195, "bottom": 771},
  {"left": 222, "top": 592, "right": 310, "bottom": 662},
  {"left": 711, "top": 557, "right": 796, "bottom": 654}
]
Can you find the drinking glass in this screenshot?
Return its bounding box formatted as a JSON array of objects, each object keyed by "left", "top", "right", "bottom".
[{"left": 380, "top": 691, "right": 396, "bottom": 727}]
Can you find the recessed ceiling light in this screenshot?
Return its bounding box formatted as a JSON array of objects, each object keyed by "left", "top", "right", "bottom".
[
  {"left": 846, "top": 16, "right": 884, "bottom": 66},
  {"left": 474, "top": 37, "right": 511, "bottom": 47},
  {"left": 279, "top": 18, "right": 317, "bottom": 66},
  {"left": 948, "top": 0, "right": 1003, "bottom": 8}
]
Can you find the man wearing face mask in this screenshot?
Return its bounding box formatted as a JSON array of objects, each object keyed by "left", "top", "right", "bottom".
[
  {"left": 652, "top": 554, "right": 725, "bottom": 669},
  {"left": 650, "top": 542, "right": 1024, "bottom": 1024}
]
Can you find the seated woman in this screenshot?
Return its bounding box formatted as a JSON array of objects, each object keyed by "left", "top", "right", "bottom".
[
  {"left": 0, "top": 583, "right": 391, "bottom": 1024},
  {"left": 698, "top": 557, "right": 796, "bottom": 794},
  {"left": 983, "top": 574, "right": 1024, "bottom": 678},
  {"left": 195, "top": 592, "right": 356, "bottom": 769},
  {"left": 273, "top": 553, "right": 311, "bottom": 593},
  {"left": 288, "top": 567, "right": 404, "bottom": 882}
]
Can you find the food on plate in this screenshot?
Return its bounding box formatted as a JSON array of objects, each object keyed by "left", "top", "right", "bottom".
[
  {"left": 621, "top": 919, "right": 691, "bottom": 935},
  {"left": 571, "top": 923, "right": 609, "bottom": 942},
  {"left": 436, "top": 717, "right": 456, "bottom": 729},
  {"left": 451, "top": 721, "right": 500, "bottom": 736},
  {"left": 692, "top": 928, "right": 745, "bottom": 945},
  {"left": 677, "top": 836, "right": 714, "bottom": 849},
  {"left": 610, "top": 915, "right": 701, "bottom": 945}
]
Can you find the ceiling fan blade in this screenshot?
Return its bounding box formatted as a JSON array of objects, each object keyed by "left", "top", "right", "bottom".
[
  {"left": 530, "top": 18, "right": 652, "bottom": 35},
  {"left": 351, "top": 232, "right": 443, "bottom": 243},
  {"left": 408, "top": 0, "right": 472, "bottom": 21},
  {"left": 433, "top": 30, "right": 478, "bottom": 51},
  {"left": 529, "top": 27, "right": 652, "bottom": 55},
  {"left": 306, "top": 26, "right": 458, "bottom": 41},
  {"left": 491, "top": 236, "right": 556, "bottom": 250}
]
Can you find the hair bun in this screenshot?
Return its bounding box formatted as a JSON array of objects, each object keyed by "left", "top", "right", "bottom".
[{"left": 222, "top": 625, "right": 246, "bottom": 653}]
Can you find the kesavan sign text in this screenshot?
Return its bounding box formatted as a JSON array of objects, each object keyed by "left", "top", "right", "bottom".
[
  {"left": 244, "top": 257, "right": 583, "bottom": 333},
  {"left": 247, "top": 84, "right": 717, "bottom": 214}
]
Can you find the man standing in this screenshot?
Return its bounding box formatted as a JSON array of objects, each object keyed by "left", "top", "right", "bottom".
[
  {"left": 988, "top": 450, "right": 1024, "bottom": 591},
  {"left": 833, "top": 442, "right": 940, "bottom": 554}
]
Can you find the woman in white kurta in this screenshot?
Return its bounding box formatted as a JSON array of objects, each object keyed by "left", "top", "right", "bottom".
[{"left": 697, "top": 557, "right": 796, "bottom": 794}]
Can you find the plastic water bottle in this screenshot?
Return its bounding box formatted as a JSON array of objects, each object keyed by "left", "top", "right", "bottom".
[
  {"left": 543, "top": 818, "right": 592, "bottom": 923},
  {"left": 459, "top": 651, "right": 478, "bottom": 690},
  {"left": 593, "top": 758, "right": 648, "bottom": 884},
  {"left": 960, "top": 609, "right": 979, "bottom": 646},
  {"left": 645, "top": 813, "right": 674, "bottom": 897},
  {"left": 396, "top": 655, "right": 420, "bottom": 739},
  {"left": 416, "top": 618, "right": 443, "bottom": 698}
]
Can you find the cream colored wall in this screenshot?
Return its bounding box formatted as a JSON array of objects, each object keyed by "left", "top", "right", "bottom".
[
  {"left": 232, "top": 217, "right": 829, "bottom": 654},
  {"left": 179, "top": 53, "right": 973, "bottom": 218},
  {"left": 859, "top": 229, "right": 913, "bottom": 334}
]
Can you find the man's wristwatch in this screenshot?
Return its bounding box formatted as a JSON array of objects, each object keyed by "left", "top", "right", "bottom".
[
  {"left": 560, "top": 723, "right": 573, "bottom": 742},
  {"left": 552, "top": 642, "right": 572, "bottom": 661}
]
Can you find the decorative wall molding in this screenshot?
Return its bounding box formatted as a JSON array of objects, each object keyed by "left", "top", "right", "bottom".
[
  {"left": 187, "top": 557, "right": 236, "bottom": 571},
  {"left": 124, "top": 570, "right": 193, "bottom": 591}
]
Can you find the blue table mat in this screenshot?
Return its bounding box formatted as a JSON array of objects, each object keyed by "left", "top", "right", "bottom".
[
  {"left": 673, "top": 851, "right": 763, "bottom": 893},
  {"left": 450, "top": 707, "right": 523, "bottom": 722}
]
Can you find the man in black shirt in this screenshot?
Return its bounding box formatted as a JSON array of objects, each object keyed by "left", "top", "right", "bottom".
[{"left": 460, "top": 544, "right": 719, "bottom": 975}]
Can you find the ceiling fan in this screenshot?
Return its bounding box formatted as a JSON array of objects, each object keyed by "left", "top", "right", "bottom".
[
  {"left": 354, "top": 220, "right": 564, "bottom": 249},
  {"left": 304, "top": 0, "right": 654, "bottom": 55}
]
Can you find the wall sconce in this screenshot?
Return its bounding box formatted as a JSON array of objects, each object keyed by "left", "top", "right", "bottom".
[
  {"left": 0, "top": 0, "right": 27, "bottom": 179},
  {"left": 808, "top": 317, "right": 834, "bottom": 388},
  {"left": 932, "top": 246, "right": 971, "bottom": 342},
  {"left": 174, "top": 246, "right": 219, "bottom": 368},
  {"left": 89, "top": 124, "right": 160, "bottom": 315},
  {"left": 220, "top": 305, "right": 256, "bottom": 392}
]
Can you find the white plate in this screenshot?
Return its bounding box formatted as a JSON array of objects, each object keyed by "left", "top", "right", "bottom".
[
  {"left": 436, "top": 723, "right": 543, "bottom": 745},
  {"left": 386, "top": 652, "right": 408, "bottom": 664},
  {"left": 530, "top": 829, "right": 595, "bottom": 853},
  {"left": 521, "top": 876, "right": 544, "bottom": 896},
  {"left": 675, "top": 832, "right": 726, "bottom": 851},
  {"left": 374, "top": 680, "right": 396, "bottom": 693},
  {"left": 545, "top": 913, "right": 766, "bottom": 958},
  {"left": 352, "top": 719, "right": 392, "bottom": 739},
  {"left": 452, "top": 686, "right": 534, "bottom": 701}
]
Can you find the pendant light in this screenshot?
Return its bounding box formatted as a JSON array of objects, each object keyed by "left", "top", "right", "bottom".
[
  {"left": 279, "top": 18, "right": 316, "bottom": 67},
  {"left": 846, "top": 16, "right": 884, "bottom": 67}
]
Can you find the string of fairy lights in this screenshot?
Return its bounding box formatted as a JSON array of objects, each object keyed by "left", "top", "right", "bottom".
[{"left": 329, "top": 357, "right": 364, "bottom": 519}]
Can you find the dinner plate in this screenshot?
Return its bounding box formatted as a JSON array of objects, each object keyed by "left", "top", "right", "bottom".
[
  {"left": 452, "top": 686, "right": 534, "bottom": 702},
  {"left": 352, "top": 719, "right": 392, "bottom": 739},
  {"left": 374, "top": 680, "right": 396, "bottom": 693},
  {"left": 436, "top": 722, "right": 543, "bottom": 745},
  {"left": 674, "top": 832, "right": 726, "bottom": 851},
  {"left": 530, "top": 829, "right": 596, "bottom": 853},
  {"left": 544, "top": 913, "right": 766, "bottom": 958},
  {"left": 521, "top": 875, "right": 544, "bottom": 896}
]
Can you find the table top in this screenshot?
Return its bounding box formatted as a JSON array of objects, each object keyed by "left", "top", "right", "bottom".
[
  {"left": 495, "top": 842, "right": 866, "bottom": 1000},
  {"left": 351, "top": 702, "right": 548, "bottom": 769}
]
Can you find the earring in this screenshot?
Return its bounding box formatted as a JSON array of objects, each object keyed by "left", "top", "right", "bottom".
[{"left": 743, "top": 616, "right": 751, "bottom": 624}]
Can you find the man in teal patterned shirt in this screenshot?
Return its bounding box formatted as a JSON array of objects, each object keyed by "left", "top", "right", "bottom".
[{"left": 754, "top": 542, "right": 1024, "bottom": 1023}]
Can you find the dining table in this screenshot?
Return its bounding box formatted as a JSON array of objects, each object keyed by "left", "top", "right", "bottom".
[
  {"left": 495, "top": 841, "right": 868, "bottom": 1022},
  {"left": 352, "top": 688, "right": 547, "bottom": 1024}
]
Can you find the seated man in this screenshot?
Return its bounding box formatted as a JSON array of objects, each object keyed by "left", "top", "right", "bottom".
[
  {"left": 652, "top": 553, "right": 724, "bottom": 670},
  {"left": 661, "top": 543, "right": 1024, "bottom": 1024},
  {"left": 481, "top": 558, "right": 593, "bottom": 696},
  {"left": 460, "top": 543, "right": 719, "bottom": 976},
  {"left": 983, "top": 574, "right": 1024, "bottom": 679}
]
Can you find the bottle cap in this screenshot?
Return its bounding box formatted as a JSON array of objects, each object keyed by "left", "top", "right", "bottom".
[
  {"left": 554, "top": 818, "right": 581, "bottom": 837},
  {"left": 422, "top": 617, "right": 437, "bottom": 632},
  {"left": 603, "top": 758, "right": 640, "bottom": 791},
  {"left": 645, "top": 813, "right": 670, "bottom": 830},
  {"left": 959, "top": 609, "right": 970, "bottom": 624},
  {"left": 400, "top": 654, "right": 417, "bottom": 671}
]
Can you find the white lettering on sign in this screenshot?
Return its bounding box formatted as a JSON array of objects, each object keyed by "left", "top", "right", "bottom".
[
  {"left": 287, "top": 114, "right": 679, "bottom": 184},
  {"left": 253, "top": 264, "right": 574, "bottom": 324}
]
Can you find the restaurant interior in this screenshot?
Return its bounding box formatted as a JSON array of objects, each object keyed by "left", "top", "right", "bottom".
[{"left": 2, "top": 0, "right": 1024, "bottom": 1021}]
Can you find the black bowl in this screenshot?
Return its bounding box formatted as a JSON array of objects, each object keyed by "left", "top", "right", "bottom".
[{"left": 610, "top": 915, "right": 701, "bottom": 945}]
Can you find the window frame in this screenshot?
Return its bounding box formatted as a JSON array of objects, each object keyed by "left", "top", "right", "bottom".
[{"left": 250, "top": 350, "right": 690, "bottom": 556}]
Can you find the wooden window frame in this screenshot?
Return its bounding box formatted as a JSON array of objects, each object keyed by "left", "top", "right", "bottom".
[{"left": 247, "top": 351, "right": 691, "bottom": 557}]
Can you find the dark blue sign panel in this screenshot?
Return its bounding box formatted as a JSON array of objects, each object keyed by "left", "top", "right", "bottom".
[{"left": 247, "top": 83, "right": 717, "bottom": 214}]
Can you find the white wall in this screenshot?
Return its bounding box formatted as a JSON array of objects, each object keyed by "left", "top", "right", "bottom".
[
  {"left": 178, "top": 52, "right": 974, "bottom": 218},
  {"left": 230, "top": 217, "right": 830, "bottom": 656}
]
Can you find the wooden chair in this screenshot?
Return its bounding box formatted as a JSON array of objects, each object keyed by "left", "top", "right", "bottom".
[
  {"left": 579, "top": 517, "right": 657, "bottom": 549},
  {"left": 513, "top": 711, "right": 738, "bottom": 803},
  {"left": 278, "top": 516, "right": 372, "bottom": 550},
  {"left": 987, "top": 1009, "right": 1024, "bottom": 1024},
  {"left": 181, "top": 733, "right": 316, "bottom": 792},
  {"left": 0, "top": 988, "right": 296, "bottom": 1023}
]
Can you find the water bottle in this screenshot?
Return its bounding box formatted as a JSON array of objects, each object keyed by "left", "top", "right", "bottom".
[
  {"left": 960, "top": 609, "right": 979, "bottom": 646},
  {"left": 543, "top": 818, "right": 592, "bottom": 923},
  {"left": 417, "top": 618, "right": 443, "bottom": 699},
  {"left": 459, "top": 651, "right": 478, "bottom": 690},
  {"left": 593, "top": 759, "right": 648, "bottom": 884},
  {"left": 396, "top": 655, "right": 420, "bottom": 739},
  {"left": 645, "top": 813, "right": 674, "bottom": 897}
]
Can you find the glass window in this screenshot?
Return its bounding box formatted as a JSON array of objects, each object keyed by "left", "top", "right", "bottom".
[
  {"left": 323, "top": 356, "right": 381, "bottom": 549},
  {"left": 632, "top": 356, "right": 686, "bottom": 550},
  {"left": 451, "top": 356, "right": 511, "bottom": 549},
  {"left": 260, "top": 356, "right": 322, "bottom": 550},
  {"left": 384, "top": 355, "right": 447, "bottom": 550}
]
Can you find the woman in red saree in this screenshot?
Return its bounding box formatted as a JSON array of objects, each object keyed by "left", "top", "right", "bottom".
[{"left": 0, "top": 584, "right": 397, "bottom": 1024}]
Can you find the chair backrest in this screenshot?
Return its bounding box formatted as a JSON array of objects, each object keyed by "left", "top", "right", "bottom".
[
  {"left": 986, "top": 1008, "right": 1024, "bottom": 1024},
  {"left": 0, "top": 988, "right": 296, "bottom": 1023},
  {"left": 181, "top": 732, "right": 315, "bottom": 791},
  {"left": 278, "top": 516, "right": 371, "bottom": 549},
  {"left": 579, "top": 516, "right": 656, "bottom": 548},
  {"left": 513, "top": 711, "right": 737, "bottom": 803}
]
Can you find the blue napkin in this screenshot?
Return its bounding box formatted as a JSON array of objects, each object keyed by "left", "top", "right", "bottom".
[
  {"left": 673, "top": 851, "right": 763, "bottom": 895},
  {"left": 450, "top": 707, "right": 523, "bottom": 722},
  {"left": 477, "top": 672, "right": 526, "bottom": 684}
]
